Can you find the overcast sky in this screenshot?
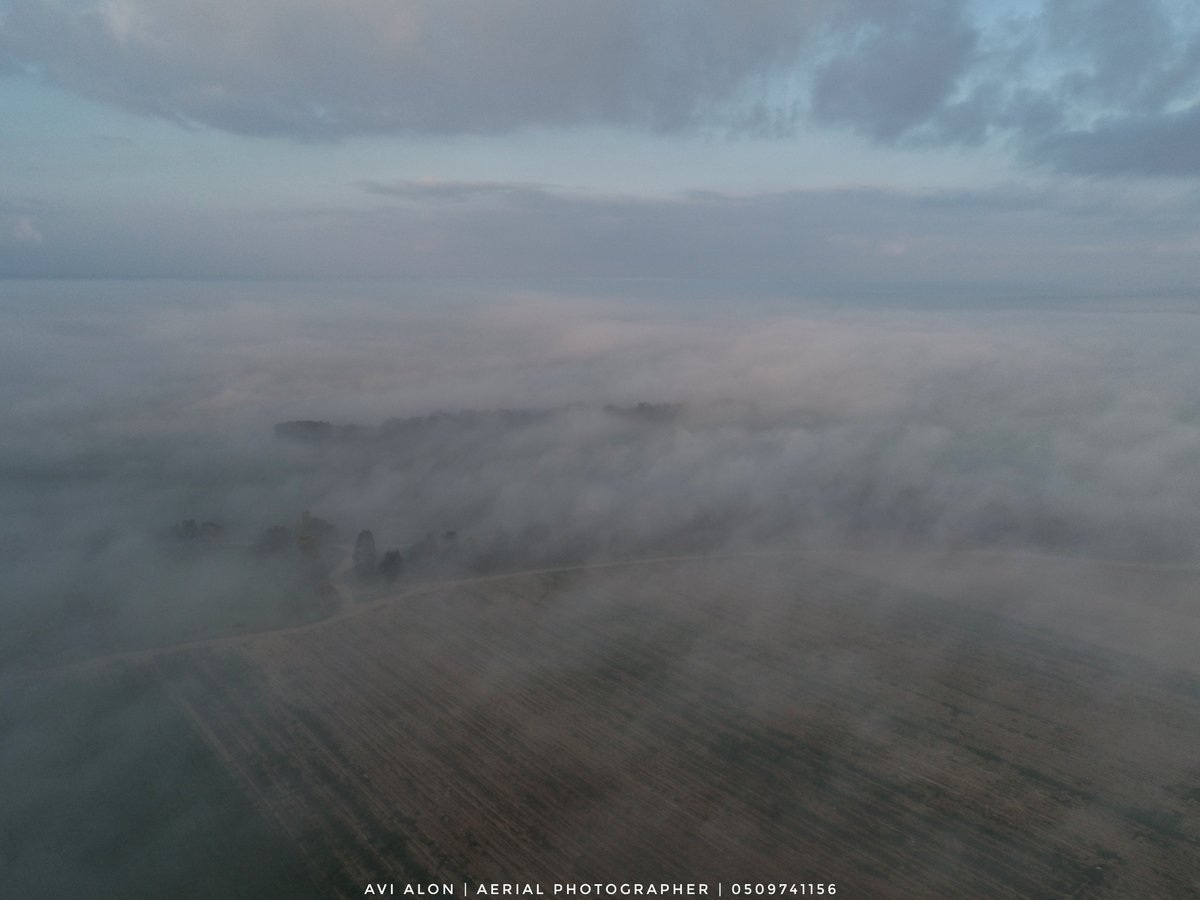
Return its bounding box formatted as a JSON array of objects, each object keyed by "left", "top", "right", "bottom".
[{"left": 4, "top": 0, "right": 1200, "bottom": 289}]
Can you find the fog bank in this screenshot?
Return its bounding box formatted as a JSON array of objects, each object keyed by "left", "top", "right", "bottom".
[{"left": 3, "top": 279, "right": 1200, "bottom": 667}]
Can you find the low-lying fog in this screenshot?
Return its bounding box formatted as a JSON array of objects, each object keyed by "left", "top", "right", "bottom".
[
  {"left": 3, "top": 278, "right": 1200, "bottom": 668},
  {"left": 6, "top": 278, "right": 1200, "bottom": 897}
]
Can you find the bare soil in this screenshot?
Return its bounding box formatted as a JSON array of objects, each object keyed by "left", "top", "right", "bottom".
[{"left": 145, "top": 553, "right": 1200, "bottom": 898}]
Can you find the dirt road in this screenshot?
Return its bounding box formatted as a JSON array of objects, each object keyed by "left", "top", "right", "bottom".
[{"left": 15, "top": 544, "right": 1200, "bottom": 683}]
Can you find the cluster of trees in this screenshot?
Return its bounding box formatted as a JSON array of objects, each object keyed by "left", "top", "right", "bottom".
[
  {"left": 160, "top": 519, "right": 231, "bottom": 562},
  {"left": 253, "top": 510, "right": 336, "bottom": 561},
  {"left": 352, "top": 529, "right": 463, "bottom": 584},
  {"left": 164, "top": 509, "right": 467, "bottom": 587},
  {"left": 271, "top": 404, "right": 681, "bottom": 448},
  {"left": 165, "top": 506, "right": 641, "bottom": 594},
  {"left": 168, "top": 519, "right": 227, "bottom": 542},
  {"left": 352, "top": 530, "right": 404, "bottom": 584}
]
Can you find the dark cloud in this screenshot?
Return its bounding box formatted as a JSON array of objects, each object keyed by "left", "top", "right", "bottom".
[
  {"left": 0, "top": 0, "right": 833, "bottom": 138},
  {"left": 7, "top": 0, "right": 1200, "bottom": 173},
  {"left": 1039, "top": 0, "right": 1178, "bottom": 110},
  {"left": 809, "top": 0, "right": 977, "bottom": 142},
  {"left": 1002, "top": 0, "right": 1200, "bottom": 174},
  {"left": 0, "top": 0, "right": 987, "bottom": 141},
  {"left": 1033, "top": 105, "right": 1200, "bottom": 176}
]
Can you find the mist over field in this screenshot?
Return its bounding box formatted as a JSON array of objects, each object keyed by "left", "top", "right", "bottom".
[
  {"left": 3, "top": 278, "right": 1200, "bottom": 667},
  {"left": 4, "top": 279, "right": 1200, "bottom": 895}
]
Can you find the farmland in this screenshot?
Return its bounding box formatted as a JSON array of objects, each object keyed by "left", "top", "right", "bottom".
[
  {"left": 100, "top": 552, "right": 1200, "bottom": 898},
  {"left": 0, "top": 668, "right": 313, "bottom": 899}
]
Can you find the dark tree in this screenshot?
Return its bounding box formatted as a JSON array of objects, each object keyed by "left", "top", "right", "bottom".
[
  {"left": 298, "top": 510, "right": 335, "bottom": 541},
  {"left": 296, "top": 510, "right": 337, "bottom": 562},
  {"left": 378, "top": 550, "right": 404, "bottom": 583},
  {"left": 353, "top": 530, "right": 377, "bottom": 580}
]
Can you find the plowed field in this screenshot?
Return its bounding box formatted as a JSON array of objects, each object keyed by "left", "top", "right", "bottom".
[{"left": 146, "top": 555, "right": 1200, "bottom": 898}]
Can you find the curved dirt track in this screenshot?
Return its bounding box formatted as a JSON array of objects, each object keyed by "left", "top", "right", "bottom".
[
  {"left": 16, "top": 544, "right": 1200, "bottom": 683},
  {"left": 12, "top": 550, "right": 741, "bottom": 681}
]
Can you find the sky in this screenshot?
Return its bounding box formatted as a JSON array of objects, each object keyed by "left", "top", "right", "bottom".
[{"left": 2, "top": 0, "right": 1200, "bottom": 290}]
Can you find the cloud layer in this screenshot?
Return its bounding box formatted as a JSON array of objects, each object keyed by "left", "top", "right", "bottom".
[
  {"left": 0, "top": 0, "right": 836, "bottom": 137},
  {"left": 5, "top": 0, "right": 1200, "bottom": 172}
]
